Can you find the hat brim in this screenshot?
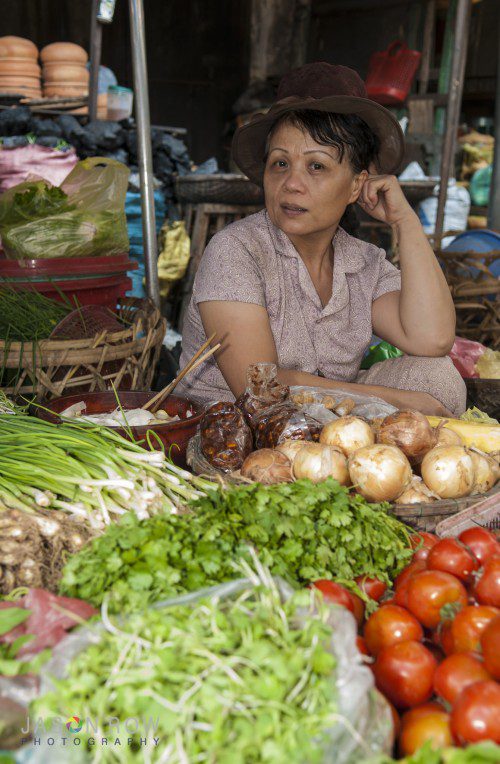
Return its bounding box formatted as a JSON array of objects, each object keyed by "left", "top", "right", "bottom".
[{"left": 232, "top": 95, "right": 405, "bottom": 185}]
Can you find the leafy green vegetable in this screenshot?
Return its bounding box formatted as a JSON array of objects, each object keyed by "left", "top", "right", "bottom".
[
  {"left": 60, "top": 478, "right": 413, "bottom": 612},
  {"left": 36, "top": 571, "right": 341, "bottom": 763},
  {"left": 361, "top": 741, "right": 500, "bottom": 764},
  {"left": 0, "top": 607, "right": 30, "bottom": 636},
  {"left": 0, "top": 182, "right": 71, "bottom": 228},
  {"left": 0, "top": 639, "right": 51, "bottom": 676}
]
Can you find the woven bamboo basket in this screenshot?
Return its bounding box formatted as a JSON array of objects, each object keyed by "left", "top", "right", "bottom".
[{"left": 0, "top": 297, "right": 166, "bottom": 399}]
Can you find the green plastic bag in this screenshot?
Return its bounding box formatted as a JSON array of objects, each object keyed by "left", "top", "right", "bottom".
[
  {"left": 360, "top": 340, "right": 403, "bottom": 370},
  {"left": 0, "top": 157, "right": 130, "bottom": 259}
]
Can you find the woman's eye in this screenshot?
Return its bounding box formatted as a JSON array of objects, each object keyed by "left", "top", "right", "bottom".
[
  {"left": 310, "top": 162, "right": 324, "bottom": 171},
  {"left": 273, "top": 159, "right": 287, "bottom": 168}
]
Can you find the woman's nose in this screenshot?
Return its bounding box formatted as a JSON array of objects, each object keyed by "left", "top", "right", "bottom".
[{"left": 283, "top": 167, "right": 306, "bottom": 193}]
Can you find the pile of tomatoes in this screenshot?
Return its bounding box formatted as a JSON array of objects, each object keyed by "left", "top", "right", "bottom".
[{"left": 312, "top": 526, "right": 500, "bottom": 758}]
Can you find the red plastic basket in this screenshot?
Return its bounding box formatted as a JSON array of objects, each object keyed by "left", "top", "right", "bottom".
[{"left": 366, "top": 40, "right": 421, "bottom": 105}]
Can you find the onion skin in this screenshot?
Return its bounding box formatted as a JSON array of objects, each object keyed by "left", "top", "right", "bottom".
[
  {"left": 348, "top": 444, "right": 412, "bottom": 502},
  {"left": 240, "top": 449, "right": 293, "bottom": 484},
  {"left": 276, "top": 439, "right": 307, "bottom": 464},
  {"left": 435, "top": 426, "right": 463, "bottom": 447},
  {"left": 320, "top": 416, "right": 374, "bottom": 457},
  {"left": 377, "top": 410, "right": 437, "bottom": 465},
  {"left": 421, "top": 446, "right": 475, "bottom": 499},
  {"left": 395, "top": 477, "right": 440, "bottom": 505},
  {"left": 469, "top": 450, "right": 499, "bottom": 494},
  {"left": 293, "top": 443, "right": 350, "bottom": 485}
]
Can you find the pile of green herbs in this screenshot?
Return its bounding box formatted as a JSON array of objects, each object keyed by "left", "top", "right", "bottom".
[
  {"left": 60, "top": 478, "right": 413, "bottom": 611},
  {"left": 0, "top": 606, "right": 50, "bottom": 677},
  {"left": 0, "top": 287, "right": 72, "bottom": 341},
  {"left": 35, "top": 563, "right": 340, "bottom": 764},
  {"left": 361, "top": 741, "right": 500, "bottom": 764}
]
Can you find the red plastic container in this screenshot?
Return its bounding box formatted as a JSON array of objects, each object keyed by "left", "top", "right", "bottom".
[
  {"left": 366, "top": 41, "right": 421, "bottom": 105},
  {"left": 0, "top": 252, "right": 138, "bottom": 308}
]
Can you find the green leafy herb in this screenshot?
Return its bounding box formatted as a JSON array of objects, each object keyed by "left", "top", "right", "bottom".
[{"left": 0, "top": 607, "right": 30, "bottom": 635}]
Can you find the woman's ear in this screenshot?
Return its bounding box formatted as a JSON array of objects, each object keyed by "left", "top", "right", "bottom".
[{"left": 348, "top": 169, "right": 368, "bottom": 204}]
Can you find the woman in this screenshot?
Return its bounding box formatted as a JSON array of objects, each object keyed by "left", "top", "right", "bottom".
[{"left": 179, "top": 62, "right": 466, "bottom": 416}]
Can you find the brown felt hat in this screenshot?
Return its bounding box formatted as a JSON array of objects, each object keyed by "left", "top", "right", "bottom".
[{"left": 232, "top": 62, "right": 405, "bottom": 185}]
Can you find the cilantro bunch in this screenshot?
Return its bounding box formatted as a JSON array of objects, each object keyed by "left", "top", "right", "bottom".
[{"left": 60, "top": 479, "right": 414, "bottom": 612}]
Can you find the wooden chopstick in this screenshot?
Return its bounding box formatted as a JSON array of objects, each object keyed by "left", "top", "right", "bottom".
[{"left": 143, "top": 334, "right": 219, "bottom": 412}]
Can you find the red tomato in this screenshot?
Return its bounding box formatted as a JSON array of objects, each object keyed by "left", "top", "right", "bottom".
[
  {"left": 410, "top": 532, "right": 438, "bottom": 562},
  {"left": 406, "top": 570, "right": 468, "bottom": 629},
  {"left": 399, "top": 707, "right": 452, "bottom": 756},
  {"left": 450, "top": 680, "right": 500, "bottom": 744},
  {"left": 400, "top": 702, "right": 446, "bottom": 728},
  {"left": 388, "top": 700, "right": 401, "bottom": 740},
  {"left": 356, "top": 635, "right": 370, "bottom": 657},
  {"left": 364, "top": 604, "right": 423, "bottom": 656},
  {"left": 311, "top": 581, "right": 355, "bottom": 613},
  {"left": 433, "top": 652, "right": 491, "bottom": 705},
  {"left": 480, "top": 614, "right": 500, "bottom": 680},
  {"left": 473, "top": 556, "right": 500, "bottom": 608},
  {"left": 349, "top": 592, "right": 365, "bottom": 628},
  {"left": 373, "top": 640, "right": 437, "bottom": 710},
  {"left": 427, "top": 538, "right": 479, "bottom": 583},
  {"left": 355, "top": 575, "right": 387, "bottom": 602},
  {"left": 459, "top": 527, "right": 500, "bottom": 566},
  {"left": 437, "top": 619, "right": 455, "bottom": 656},
  {"left": 395, "top": 559, "right": 427, "bottom": 593},
  {"left": 446, "top": 605, "right": 499, "bottom": 654}
]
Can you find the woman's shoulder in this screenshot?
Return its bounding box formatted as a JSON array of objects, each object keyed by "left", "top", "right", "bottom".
[
  {"left": 205, "top": 209, "right": 271, "bottom": 256},
  {"left": 336, "top": 226, "right": 394, "bottom": 273}
]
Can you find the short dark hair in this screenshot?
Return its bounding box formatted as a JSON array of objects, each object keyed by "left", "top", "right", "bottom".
[{"left": 268, "top": 109, "right": 380, "bottom": 174}]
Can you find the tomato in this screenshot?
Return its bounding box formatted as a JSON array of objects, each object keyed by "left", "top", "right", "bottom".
[
  {"left": 433, "top": 652, "right": 491, "bottom": 705},
  {"left": 311, "top": 581, "right": 355, "bottom": 613},
  {"left": 410, "top": 532, "right": 438, "bottom": 562},
  {"left": 450, "top": 680, "right": 500, "bottom": 744},
  {"left": 399, "top": 706, "right": 452, "bottom": 756},
  {"left": 388, "top": 700, "right": 401, "bottom": 740},
  {"left": 364, "top": 604, "right": 423, "bottom": 656},
  {"left": 427, "top": 538, "right": 479, "bottom": 583},
  {"left": 394, "top": 559, "right": 427, "bottom": 593},
  {"left": 445, "top": 605, "right": 499, "bottom": 654},
  {"left": 473, "top": 556, "right": 500, "bottom": 608},
  {"left": 437, "top": 619, "right": 455, "bottom": 656},
  {"left": 373, "top": 640, "right": 437, "bottom": 709},
  {"left": 400, "top": 701, "right": 446, "bottom": 728},
  {"left": 354, "top": 575, "right": 387, "bottom": 602},
  {"left": 480, "top": 614, "right": 500, "bottom": 680},
  {"left": 459, "top": 527, "right": 500, "bottom": 566},
  {"left": 406, "top": 570, "right": 468, "bottom": 629},
  {"left": 356, "top": 635, "right": 370, "bottom": 657},
  {"left": 349, "top": 592, "right": 366, "bottom": 628}
]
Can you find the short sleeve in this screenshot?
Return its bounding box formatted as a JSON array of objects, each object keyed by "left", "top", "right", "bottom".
[
  {"left": 192, "top": 231, "right": 266, "bottom": 307},
  {"left": 373, "top": 252, "right": 401, "bottom": 301}
]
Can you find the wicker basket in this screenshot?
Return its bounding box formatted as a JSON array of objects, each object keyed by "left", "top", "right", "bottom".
[
  {"left": 175, "top": 174, "right": 264, "bottom": 205},
  {"left": 0, "top": 297, "right": 166, "bottom": 399},
  {"left": 465, "top": 378, "right": 500, "bottom": 420}
]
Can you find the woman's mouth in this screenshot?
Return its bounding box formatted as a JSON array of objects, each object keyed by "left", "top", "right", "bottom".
[{"left": 281, "top": 203, "right": 308, "bottom": 217}]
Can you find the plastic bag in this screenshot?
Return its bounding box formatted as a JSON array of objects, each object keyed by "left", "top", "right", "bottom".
[
  {"left": 360, "top": 340, "right": 403, "bottom": 370},
  {"left": 0, "top": 157, "right": 129, "bottom": 260},
  {"left": 200, "top": 401, "right": 253, "bottom": 472},
  {"left": 236, "top": 362, "right": 290, "bottom": 429},
  {"left": 157, "top": 220, "right": 191, "bottom": 298},
  {"left": 0, "top": 144, "right": 77, "bottom": 192},
  {"left": 417, "top": 179, "right": 470, "bottom": 248},
  {"left": 34, "top": 575, "right": 393, "bottom": 764},
  {"left": 475, "top": 348, "right": 500, "bottom": 380},
  {"left": 290, "top": 385, "right": 397, "bottom": 421},
  {"left": 449, "top": 337, "right": 488, "bottom": 378}
]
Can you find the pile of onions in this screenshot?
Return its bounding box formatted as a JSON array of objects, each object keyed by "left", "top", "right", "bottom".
[
  {"left": 395, "top": 476, "right": 440, "bottom": 505},
  {"left": 276, "top": 439, "right": 307, "bottom": 464},
  {"left": 348, "top": 444, "right": 412, "bottom": 502},
  {"left": 435, "top": 425, "right": 463, "bottom": 447},
  {"left": 421, "top": 446, "right": 475, "bottom": 499},
  {"left": 377, "top": 410, "right": 437, "bottom": 465},
  {"left": 320, "top": 416, "right": 374, "bottom": 457},
  {"left": 241, "top": 449, "right": 293, "bottom": 484},
  {"left": 293, "top": 443, "right": 350, "bottom": 485},
  {"left": 469, "top": 450, "right": 499, "bottom": 494}
]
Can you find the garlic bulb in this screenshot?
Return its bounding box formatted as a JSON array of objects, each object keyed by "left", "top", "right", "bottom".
[
  {"left": 395, "top": 476, "right": 440, "bottom": 504},
  {"left": 421, "top": 446, "right": 475, "bottom": 499},
  {"left": 377, "top": 410, "right": 437, "bottom": 465},
  {"left": 469, "top": 450, "right": 499, "bottom": 494},
  {"left": 348, "top": 444, "right": 412, "bottom": 502},
  {"left": 320, "top": 416, "right": 374, "bottom": 457},
  {"left": 293, "top": 443, "right": 350, "bottom": 485}
]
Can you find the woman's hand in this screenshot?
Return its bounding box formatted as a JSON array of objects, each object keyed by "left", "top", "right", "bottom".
[
  {"left": 357, "top": 174, "right": 415, "bottom": 227},
  {"left": 391, "top": 389, "right": 454, "bottom": 417}
]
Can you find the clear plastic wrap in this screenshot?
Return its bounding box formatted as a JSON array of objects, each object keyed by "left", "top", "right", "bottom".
[
  {"left": 290, "top": 385, "right": 397, "bottom": 421},
  {"left": 33, "top": 575, "right": 393, "bottom": 764},
  {"left": 200, "top": 401, "right": 253, "bottom": 472},
  {"left": 236, "top": 362, "right": 290, "bottom": 428}
]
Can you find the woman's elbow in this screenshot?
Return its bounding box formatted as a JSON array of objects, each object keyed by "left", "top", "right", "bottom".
[{"left": 424, "top": 333, "right": 455, "bottom": 357}]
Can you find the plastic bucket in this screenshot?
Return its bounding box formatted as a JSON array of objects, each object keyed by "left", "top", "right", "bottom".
[{"left": 444, "top": 230, "right": 500, "bottom": 279}]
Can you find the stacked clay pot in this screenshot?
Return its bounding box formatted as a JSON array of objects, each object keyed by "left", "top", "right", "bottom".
[
  {"left": 41, "top": 42, "right": 89, "bottom": 98},
  {"left": 0, "top": 36, "right": 41, "bottom": 99}
]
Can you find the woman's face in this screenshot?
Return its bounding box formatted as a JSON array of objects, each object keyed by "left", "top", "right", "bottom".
[{"left": 263, "top": 121, "right": 366, "bottom": 239}]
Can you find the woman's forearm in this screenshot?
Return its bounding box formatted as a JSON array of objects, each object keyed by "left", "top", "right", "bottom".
[
  {"left": 394, "top": 211, "right": 456, "bottom": 354},
  {"left": 277, "top": 367, "right": 405, "bottom": 408}
]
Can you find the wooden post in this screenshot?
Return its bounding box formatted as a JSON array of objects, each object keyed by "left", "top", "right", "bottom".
[
  {"left": 249, "top": 0, "right": 311, "bottom": 84},
  {"left": 433, "top": 0, "right": 471, "bottom": 247},
  {"left": 418, "top": 0, "right": 436, "bottom": 96},
  {"left": 88, "top": 0, "right": 102, "bottom": 122}
]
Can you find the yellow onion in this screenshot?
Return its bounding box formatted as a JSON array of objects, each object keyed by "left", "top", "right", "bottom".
[
  {"left": 469, "top": 449, "right": 499, "bottom": 494},
  {"left": 377, "top": 409, "right": 437, "bottom": 465},
  {"left": 276, "top": 439, "right": 307, "bottom": 464},
  {"left": 421, "top": 446, "right": 475, "bottom": 499},
  {"left": 435, "top": 425, "right": 463, "bottom": 447},
  {"left": 293, "top": 443, "right": 350, "bottom": 485},
  {"left": 320, "top": 416, "right": 374, "bottom": 457},
  {"left": 395, "top": 476, "right": 440, "bottom": 504},
  {"left": 348, "top": 444, "right": 412, "bottom": 502},
  {"left": 240, "top": 449, "right": 293, "bottom": 484}
]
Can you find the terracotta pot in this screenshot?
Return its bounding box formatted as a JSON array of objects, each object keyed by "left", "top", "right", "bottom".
[
  {"left": 0, "top": 36, "right": 38, "bottom": 59},
  {"left": 0, "top": 86, "right": 42, "bottom": 97},
  {"left": 0, "top": 76, "right": 41, "bottom": 89},
  {"left": 43, "top": 64, "right": 89, "bottom": 83},
  {"left": 43, "top": 86, "right": 88, "bottom": 98},
  {"left": 0, "top": 59, "right": 41, "bottom": 76},
  {"left": 40, "top": 42, "right": 88, "bottom": 64}
]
